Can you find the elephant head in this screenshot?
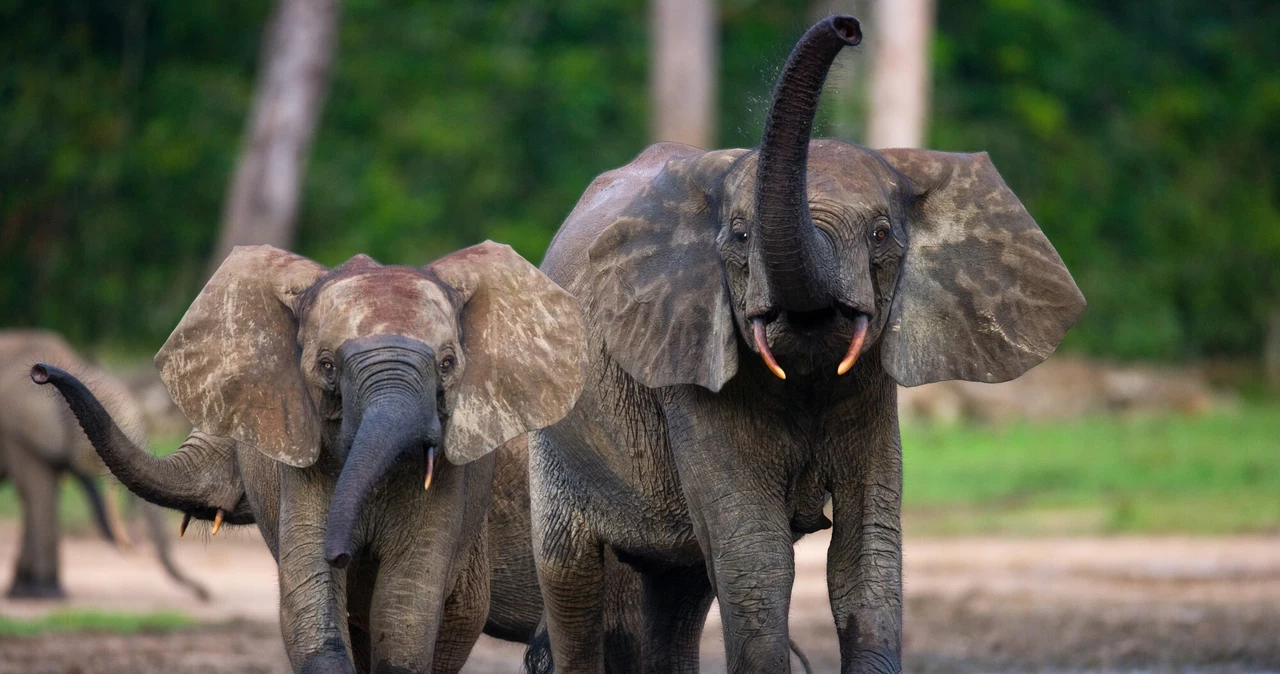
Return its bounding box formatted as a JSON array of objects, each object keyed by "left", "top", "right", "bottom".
[
  {"left": 152, "top": 241, "right": 584, "bottom": 567},
  {"left": 585, "top": 15, "right": 1084, "bottom": 390}
]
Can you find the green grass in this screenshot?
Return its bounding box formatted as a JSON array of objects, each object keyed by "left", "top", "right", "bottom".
[
  {"left": 0, "top": 610, "right": 193, "bottom": 637},
  {"left": 902, "top": 402, "right": 1280, "bottom": 535}
]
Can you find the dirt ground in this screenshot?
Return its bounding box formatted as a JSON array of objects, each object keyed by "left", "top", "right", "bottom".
[{"left": 1, "top": 523, "right": 1278, "bottom": 673}]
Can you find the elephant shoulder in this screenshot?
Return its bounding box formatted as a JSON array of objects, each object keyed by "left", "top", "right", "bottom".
[{"left": 542, "top": 142, "right": 706, "bottom": 291}]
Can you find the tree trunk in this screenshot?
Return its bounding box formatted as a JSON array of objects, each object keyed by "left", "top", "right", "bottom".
[
  {"left": 865, "top": 0, "right": 933, "bottom": 148},
  {"left": 650, "top": 0, "right": 717, "bottom": 148},
  {"left": 208, "top": 0, "right": 340, "bottom": 276}
]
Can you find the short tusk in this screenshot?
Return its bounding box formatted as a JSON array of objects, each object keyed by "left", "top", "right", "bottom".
[
  {"left": 751, "top": 319, "right": 786, "bottom": 380},
  {"left": 836, "top": 314, "right": 870, "bottom": 375},
  {"left": 179, "top": 512, "right": 191, "bottom": 538},
  {"left": 424, "top": 446, "right": 436, "bottom": 491},
  {"left": 210, "top": 509, "right": 225, "bottom": 536}
]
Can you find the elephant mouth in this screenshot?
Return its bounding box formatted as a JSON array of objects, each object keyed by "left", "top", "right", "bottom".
[{"left": 749, "top": 304, "right": 871, "bottom": 380}]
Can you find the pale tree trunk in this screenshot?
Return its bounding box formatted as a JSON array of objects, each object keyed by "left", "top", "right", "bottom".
[
  {"left": 208, "top": 0, "right": 340, "bottom": 275},
  {"left": 651, "top": 0, "right": 717, "bottom": 148},
  {"left": 1266, "top": 304, "right": 1280, "bottom": 389},
  {"left": 866, "top": 0, "right": 934, "bottom": 148}
]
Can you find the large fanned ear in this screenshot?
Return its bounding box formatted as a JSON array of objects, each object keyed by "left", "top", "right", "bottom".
[
  {"left": 585, "top": 145, "right": 746, "bottom": 392},
  {"left": 429, "top": 242, "right": 586, "bottom": 465},
  {"left": 878, "top": 150, "right": 1086, "bottom": 387},
  {"left": 155, "top": 245, "right": 326, "bottom": 467}
]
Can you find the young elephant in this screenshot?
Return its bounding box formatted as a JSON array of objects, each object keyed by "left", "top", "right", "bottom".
[
  {"left": 34, "top": 241, "right": 585, "bottom": 673},
  {"left": 0, "top": 330, "right": 207, "bottom": 600},
  {"left": 529, "top": 16, "right": 1084, "bottom": 674}
]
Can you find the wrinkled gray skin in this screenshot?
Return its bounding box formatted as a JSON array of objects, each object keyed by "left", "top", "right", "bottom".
[
  {"left": 0, "top": 330, "right": 207, "bottom": 600},
  {"left": 33, "top": 241, "right": 586, "bottom": 674},
  {"left": 529, "top": 16, "right": 1085, "bottom": 674}
]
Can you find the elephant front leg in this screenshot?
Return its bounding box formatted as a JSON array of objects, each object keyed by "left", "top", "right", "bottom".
[
  {"left": 430, "top": 522, "right": 491, "bottom": 673},
  {"left": 827, "top": 459, "right": 903, "bottom": 673},
  {"left": 8, "top": 448, "right": 63, "bottom": 599},
  {"left": 277, "top": 471, "right": 354, "bottom": 674}
]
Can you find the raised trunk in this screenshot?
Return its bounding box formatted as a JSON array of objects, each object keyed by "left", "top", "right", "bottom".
[
  {"left": 755, "top": 15, "right": 861, "bottom": 312},
  {"left": 30, "top": 364, "right": 245, "bottom": 522},
  {"left": 324, "top": 398, "right": 437, "bottom": 568}
]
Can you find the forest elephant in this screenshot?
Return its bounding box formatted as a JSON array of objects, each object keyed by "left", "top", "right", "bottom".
[
  {"left": 34, "top": 241, "right": 585, "bottom": 674},
  {"left": 527, "top": 16, "right": 1085, "bottom": 674},
  {"left": 0, "top": 330, "right": 207, "bottom": 600}
]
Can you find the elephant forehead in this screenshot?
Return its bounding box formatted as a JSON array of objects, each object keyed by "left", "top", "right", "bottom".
[
  {"left": 724, "top": 141, "right": 899, "bottom": 208},
  {"left": 304, "top": 270, "right": 456, "bottom": 346}
]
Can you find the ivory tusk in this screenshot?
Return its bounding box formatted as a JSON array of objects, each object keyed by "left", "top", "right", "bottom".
[
  {"left": 179, "top": 512, "right": 191, "bottom": 538},
  {"left": 836, "top": 314, "right": 870, "bottom": 375},
  {"left": 424, "top": 446, "right": 436, "bottom": 491},
  {"left": 752, "top": 319, "right": 786, "bottom": 380},
  {"left": 210, "top": 509, "right": 225, "bottom": 536}
]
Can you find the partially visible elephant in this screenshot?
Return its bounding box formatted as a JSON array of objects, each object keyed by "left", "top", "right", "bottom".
[
  {"left": 0, "top": 330, "right": 207, "bottom": 600},
  {"left": 35, "top": 241, "right": 586, "bottom": 674},
  {"left": 528, "top": 15, "right": 1085, "bottom": 674}
]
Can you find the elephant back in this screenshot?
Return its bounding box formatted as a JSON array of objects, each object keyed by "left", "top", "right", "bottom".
[{"left": 0, "top": 330, "right": 148, "bottom": 466}]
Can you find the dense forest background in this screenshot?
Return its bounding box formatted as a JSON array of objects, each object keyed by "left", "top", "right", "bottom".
[{"left": 2, "top": 0, "right": 1277, "bottom": 362}]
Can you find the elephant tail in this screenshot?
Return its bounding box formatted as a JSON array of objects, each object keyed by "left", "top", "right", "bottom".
[
  {"left": 522, "top": 622, "right": 554, "bottom": 674},
  {"left": 790, "top": 638, "right": 814, "bottom": 674},
  {"left": 139, "top": 498, "right": 211, "bottom": 602},
  {"left": 69, "top": 468, "right": 128, "bottom": 549}
]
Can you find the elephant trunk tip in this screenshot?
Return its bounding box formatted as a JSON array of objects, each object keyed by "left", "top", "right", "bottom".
[
  {"left": 30, "top": 362, "right": 51, "bottom": 384},
  {"left": 326, "top": 549, "right": 352, "bottom": 570},
  {"left": 829, "top": 15, "right": 862, "bottom": 45}
]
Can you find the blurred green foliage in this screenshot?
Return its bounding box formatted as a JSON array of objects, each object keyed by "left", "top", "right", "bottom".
[{"left": 1, "top": 0, "right": 1276, "bottom": 360}]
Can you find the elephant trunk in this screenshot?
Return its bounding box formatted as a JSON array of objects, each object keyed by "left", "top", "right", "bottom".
[
  {"left": 31, "top": 363, "right": 232, "bottom": 518},
  {"left": 754, "top": 15, "right": 861, "bottom": 312},
  {"left": 324, "top": 395, "right": 440, "bottom": 569}
]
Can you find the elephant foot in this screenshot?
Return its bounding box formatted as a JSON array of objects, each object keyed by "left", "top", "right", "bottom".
[
  {"left": 298, "top": 641, "right": 358, "bottom": 674},
  {"left": 7, "top": 579, "right": 66, "bottom": 600}
]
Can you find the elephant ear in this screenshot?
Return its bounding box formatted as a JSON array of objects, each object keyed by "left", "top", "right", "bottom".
[
  {"left": 155, "top": 245, "right": 326, "bottom": 467},
  {"left": 878, "top": 150, "right": 1086, "bottom": 387},
  {"left": 586, "top": 145, "right": 746, "bottom": 392},
  {"left": 429, "top": 241, "right": 586, "bottom": 465}
]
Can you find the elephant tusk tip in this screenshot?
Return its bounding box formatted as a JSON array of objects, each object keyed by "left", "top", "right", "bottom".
[
  {"left": 836, "top": 314, "right": 871, "bottom": 377},
  {"left": 751, "top": 319, "right": 787, "bottom": 381},
  {"left": 179, "top": 512, "right": 191, "bottom": 538},
  {"left": 210, "top": 509, "right": 225, "bottom": 536}
]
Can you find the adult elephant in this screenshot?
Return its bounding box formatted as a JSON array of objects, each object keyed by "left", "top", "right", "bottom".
[
  {"left": 34, "top": 241, "right": 584, "bottom": 673},
  {"left": 528, "top": 15, "right": 1085, "bottom": 674},
  {"left": 0, "top": 330, "right": 207, "bottom": 600}
]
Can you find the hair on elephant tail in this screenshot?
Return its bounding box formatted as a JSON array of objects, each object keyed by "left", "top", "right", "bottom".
[
  {"left": 139, "top": 499, "right": 211, "bottom": 602},
  {"left": 522, "top": 624, "right": 553, "bottom": 674},
  {"left": 790, "top": 638, "right": 814, "bottom": 674}
]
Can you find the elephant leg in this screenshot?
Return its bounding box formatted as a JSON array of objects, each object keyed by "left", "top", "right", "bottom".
[
  {"left": 431, "top": 524, "right": 491, "bottom": 674},
  {"left": 688, "top": 494, "right": 794, "bottom": 673},
  {"left": 827, "top": 464, "right": 903, "bottom": 674},
  {"left": 346, "top": 557, "right": 378, "bottom": 674},
  {"left": 277, "top": 470, "right": 353, "bottom": 674},
  {"left": 639, "top": 564, "right": 713, "bottom": 674},
  {"left": 668, "top": 397, "right": 795, "bottom": 673},
  {"left": 601, "top": 553, "right": 643, "bottom": 674},
  {"left": 8, "top": 448, "right": 63, "bottom": 599},
  {"left": 531, "top": 509, "right": 606, "bottom": 672}
]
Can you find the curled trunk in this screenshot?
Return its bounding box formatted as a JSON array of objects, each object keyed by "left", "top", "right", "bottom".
[
  {"left": 30, "top": 363, "right": 248, "bottom": 524},
  {"left": 755, "top": 15, "right": 861, "bottom": 312}
]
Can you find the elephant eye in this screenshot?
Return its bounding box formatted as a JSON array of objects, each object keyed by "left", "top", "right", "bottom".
[
  {"left": 733, "top": 231, "right": 748, "bottom": 243},
  {"left": 318, "top": 358, "right": 336, "bottom": 381},
  {"left": 438, "top": 355, "right": 456, "bottom": 373},
  {"left": 872, "top": 225, "right": 891, "bottom": 242}
]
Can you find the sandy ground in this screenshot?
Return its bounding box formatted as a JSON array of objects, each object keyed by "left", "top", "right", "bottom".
[{"left": 1, "top": 523, "right": 1278, "bottom": 673}]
